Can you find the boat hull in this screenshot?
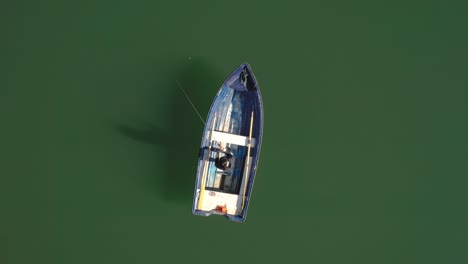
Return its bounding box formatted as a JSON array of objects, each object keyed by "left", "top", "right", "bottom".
[{"left": 192, "top": 63, "right": 263, "bottom": 222}]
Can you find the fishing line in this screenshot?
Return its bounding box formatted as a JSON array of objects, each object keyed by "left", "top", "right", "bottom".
[{"left": 176, "top": 79, "right": 206, "bottom": 126}]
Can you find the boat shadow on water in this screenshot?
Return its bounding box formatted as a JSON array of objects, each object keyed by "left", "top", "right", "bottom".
[{"left": 116, "top": 59, "right": 223, "bottom": 204}]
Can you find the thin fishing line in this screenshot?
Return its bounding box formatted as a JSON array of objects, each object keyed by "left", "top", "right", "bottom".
[{"left": 176, "top": 79, "right": 206, "bottom": 126}]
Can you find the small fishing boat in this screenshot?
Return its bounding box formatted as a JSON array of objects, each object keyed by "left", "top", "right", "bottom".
[{"left": 192, "top": 63, "right": 263, "bottom": 222}]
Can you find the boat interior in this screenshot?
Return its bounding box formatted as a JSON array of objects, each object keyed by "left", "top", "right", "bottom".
[{"left": 198, "top": 134, "right": 255, "bottom": 216}]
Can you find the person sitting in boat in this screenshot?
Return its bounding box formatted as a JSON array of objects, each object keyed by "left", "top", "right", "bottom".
[{"left": 215, "top": 146, "right": 233, "bottom": 170}]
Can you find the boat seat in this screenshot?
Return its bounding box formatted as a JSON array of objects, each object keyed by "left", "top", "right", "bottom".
[{"left": 211, "top": 130, "right": 256, "bottom": 148}]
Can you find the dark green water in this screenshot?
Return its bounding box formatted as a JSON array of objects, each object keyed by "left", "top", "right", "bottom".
[{"left": 1, "top": 1, "right": 467, "bottom": 263}]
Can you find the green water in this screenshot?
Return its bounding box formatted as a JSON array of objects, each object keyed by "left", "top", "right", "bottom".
[{"left": 1, "top": 1, "right": 467, "bottom": 263}]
